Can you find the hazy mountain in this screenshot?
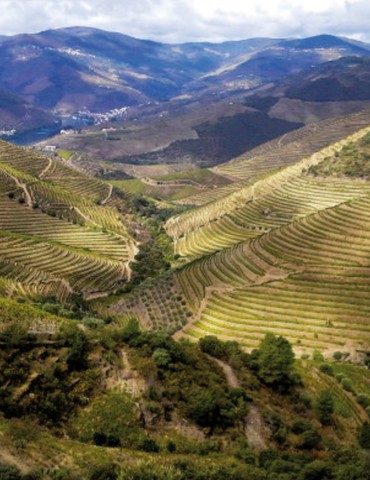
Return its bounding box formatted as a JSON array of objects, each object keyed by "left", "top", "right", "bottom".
[
  {"left": 0, "top": 27, "right": 369, "bottom": 116},
  {"left": 283, "top": 56, "right": 370, "bottom": 101},
  {"left": 0, "top": 86, "right": 58, "bottom": 133}
]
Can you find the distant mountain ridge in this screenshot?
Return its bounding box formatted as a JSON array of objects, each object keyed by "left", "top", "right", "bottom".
[{"left": 0, "top": 27, "right": 369, "bottom": 116}]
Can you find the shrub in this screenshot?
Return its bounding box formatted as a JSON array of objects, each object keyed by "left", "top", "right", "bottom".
[
  {"left": 319, "top": 363, "right": 334, "bottom": 376},
  {"left": 187, "top": 386, "right": 244, "bottom": 430},
  {"left": 292, "top": 419, "right": 313, "bottom": 434},
  {"left": 358, "top": 422, "right": 370, "bottom": 449},
  {"left": 58, "top": 325, "right": 89, "bottom": 371},
  {"left": 298, "top": 460, "right": 332, "bottom": 480},
  {"left": 357, "top": 394, "right": 370, "bottom": 408},
  {"left": 166, "top": 440, "right": 176, "bottom": 453},
  {"left": 0, "top": 462, "right": 22, "bottom": 480},
  {"left": 152, "top": 348, "right": 171, "bottom": 368},
  {"left": 316, "top": 391, "right": 334, "bottom": 425},
  {"left": 89, "top": 464, "right": 119, "bottom": 480},
  {"left": 140, "top": 438, "right": 160, "bottom": 453},
  {"left": 341, "top": 378, "right": 353, "bottom": 392},
  {"left": 313, "top": 350, "right": 324, "bottom": 362},
  {"left": 299, "top": 429, "right": 321, "bottom": 449},
  {"left": 333, "top": 351, "right": 343, "bottom": 361}
]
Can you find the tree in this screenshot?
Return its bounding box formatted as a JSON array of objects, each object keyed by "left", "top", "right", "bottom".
[
  {"left": 152, "top": 348, "right": 171, "bottom": 368},
  {"left": 58, "top": 324, "right": 89, "bottom": 371},
  {"left": 199, "top": 335, "right": 226, "bottom": 358},
  {"left": 316, "top": 390, "right": 334, "bottom": 425},
  {"left": 256, "top": 334, "right": 295, "bottom": 386},
  {"left": 188, "top": 387, "right": 241, "bottom": 430},
  {"left": 298, "top": 460, "right": 333, "bottom": 480}
]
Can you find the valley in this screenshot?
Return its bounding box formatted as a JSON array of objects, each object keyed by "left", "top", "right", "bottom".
[{"left": 1, "top": 23, "right": 370, "bottom": 480}]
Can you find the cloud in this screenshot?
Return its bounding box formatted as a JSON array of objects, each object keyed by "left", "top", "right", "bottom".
[{"left": 0, "top": 0, "right": 369, "bottom": 43}]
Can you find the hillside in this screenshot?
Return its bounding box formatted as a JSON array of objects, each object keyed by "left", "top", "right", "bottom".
[
  {"left": 0, "top": 140, "right": 138, "bottom": 302},
  {"left": 0, "top": 315, "right": 370, "bottom": 479},
  {"left": 0, "top": 87, "right": 58, "bottom": 137},
  {"left": 166, "top": 109, "right": 370, "bottom": 241},
  {"left": 1, "top": 112, "right": 370, "bottom": 479},
  {"left": 2, "top": 28, "right": 370, "bottom": 154},
  {"left": 47, "top": 54, "right": 370, "bottom": 176},
  {"left": 104, "top": 119, "right": 370, "bottom": 359}
]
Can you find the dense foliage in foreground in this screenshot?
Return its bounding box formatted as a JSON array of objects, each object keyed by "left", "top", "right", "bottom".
[{"left": 0, "top": 319, "right": 370, "bottom": 479}]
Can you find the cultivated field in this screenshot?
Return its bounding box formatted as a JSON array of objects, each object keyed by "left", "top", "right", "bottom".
[{"left": 0, "top": 141, "right": 137, "bottom": 301}]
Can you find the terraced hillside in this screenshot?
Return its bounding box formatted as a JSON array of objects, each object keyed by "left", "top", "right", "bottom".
[
  {"left": 175, "top": 109, "right": 370, "bottom": 208},
  {"left": 0, "top": 141, "right": 137, "bottom": 301},
  {"left": 107, "top": 121, "right": 370, "bottom": 355},
  {"left": 168, "top": 124, "right": 370, "bottom": 258},
  {"left": 176, "top": 190, "right": 370, "bottom": 353}
]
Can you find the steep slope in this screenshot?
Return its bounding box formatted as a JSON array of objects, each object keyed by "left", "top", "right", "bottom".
[
  {"left": 106, "top": 122, "right": 370, "bottom": 356},
  {"left": 166, "top": 110, "right": 370, "bottom": 254},
  {"left": 0, "top": 87, "right": 58, "bottom": 136},
  {"left": 0, "top": 140, "right": 137, "bottom": 301}
]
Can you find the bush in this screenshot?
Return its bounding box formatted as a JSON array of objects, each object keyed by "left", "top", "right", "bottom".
[
  {"left": 358, "top": 422, "right": 370, "bottom": 449},
  {"left": 299, "top": 429, "right": 321, "bottom": 449},
  {"left": 152, "top": 348, "right": 171, "bottom": 368},
  {"left": 316, "top": 390, "right": 334, "bottom": 425},
  {"left": 0, "top": 462, "right": 22, "bottom": 480},
  {"left": 291, "top": 419, "right": 313, "bottom": 435},
  {"left": 166, "top": 440, "right": 176, "bottom": 453},
  {"left": 140, "top": 438, "right": 160, "bottom": 453},
  {"left": 333, "top": 351, "right": 343, "bottom": 361},
  {"left": 57, "top": 324, "right": 89, "bottom": 371},
  {"left": 341, "top": 378, "right": 353, "bottom": 392},
  {"left": 187, "top": 386, "right": 245, "bottom": 430},
  {"left": 298, "top": 460, "right": 332, "bottom": 480},
  {"left": 313, "top": 351, "right": 324, "bottom": 362},
  {"left": 357, "top": 394, "right": 370, "bottom": 408},
  {"left": 319, "top": 363, "right": 334, "bottom": 376}
]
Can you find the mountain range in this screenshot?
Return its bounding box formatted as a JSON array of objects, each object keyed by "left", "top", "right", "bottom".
[{"left": 1, "top": 27, "right": 370, "bottom": 142}]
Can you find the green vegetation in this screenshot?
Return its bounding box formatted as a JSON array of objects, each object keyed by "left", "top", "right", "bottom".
[
  {"left": 58, "top": 150, "right": 74, "bottom": 160},
  {"left": 2, "top": 109, "right": 370, "bottom": 479},
  {"left": 0, "top": 140, "right": 138, "bottom": 302},
  {"left": 251, "top": 333, "right": 295, "bottom": 387},
  {"left": 0, "top": 328, "right": 370, "bottom": 478},
  {"left": 308, "top": 133, "right": 370, "bottom": 178},
  {"left": 316, "top": 391, "right": 335, "bottom": 425},
  {"left": 111, "top": 178, "right": 148, "bottom": 195}
]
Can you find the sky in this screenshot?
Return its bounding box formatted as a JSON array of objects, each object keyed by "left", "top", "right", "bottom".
[{"left": 0, "top": 0, "right": 369, "bottom": 43}]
